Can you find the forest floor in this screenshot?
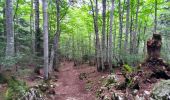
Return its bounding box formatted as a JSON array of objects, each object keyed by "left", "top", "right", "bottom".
[{"left": 53, "top": 61, "right": 97, "bottom": 100}]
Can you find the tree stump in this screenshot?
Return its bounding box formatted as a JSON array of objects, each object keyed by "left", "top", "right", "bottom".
[{"left": 147, "top": 33, "right": 162, "bottom": 60}]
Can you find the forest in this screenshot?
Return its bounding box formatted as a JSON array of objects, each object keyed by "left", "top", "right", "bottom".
[{"left": 0, "top": 0, "right": 170, "bottom": 100}]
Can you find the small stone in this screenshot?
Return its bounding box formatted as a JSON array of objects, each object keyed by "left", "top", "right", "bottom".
[
  {"left": 104, "top": 95, "right": 110, "bottom": 100},
  {"left": 101, "top": 86, "right": 107, "bottom": 91},
  {"left": 133, "top": 89, "right": 138, "bottom": 95},
  {"left": 48, "top": 88, "right": 56, "bottom": 95},
  {"left": 144, "top": 90, "right": 150, "bottom": 96}
]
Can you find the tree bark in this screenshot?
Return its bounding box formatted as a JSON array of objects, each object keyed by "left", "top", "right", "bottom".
[
  {"left": 133, "top": 0, "right": 139, "bottom": 54},
  {"left": 42, "top": 0, "right": 49, "bottom": 80},
  {"left": 3, "top": 5, "right": 6, "bottom": 36},
  {"left": 109, "top": 0, "right": 115, "bottom": 71},
  {"left": 52, "top": 0, "right": 60, "bottom": 71},
  {"left": 30, "top": 0, "right": 35, "bottom": 54},
  {"left": 147, "top": 33, "right": 162, "bottom": 60},
  {"left": 101, "top": 0, "right": 107, "bottom": 71},
  {"left": 5, "top": 0, "right": 14, "bottom": 57},
  {"left": 154, "top": 0, "right": 157, "bottom": 33},
  {"left": 118, "top": 0, "right": 123, "bottom": 55},
  {"left": 34, "top": 0, "right": 42, "bottom": 55},
  {"left": 124, "top": 0, "right": 130, "bottom": 52},
  {"left": 90, "top": 0, "right": 101, "bottom": 71}
]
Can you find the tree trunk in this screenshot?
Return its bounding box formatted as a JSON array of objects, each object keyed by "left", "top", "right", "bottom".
[
  {"left": 90, "top": 0, "right": 101, "bottom": 71},
  {"left": 34, "top": 0, "right": 42, "bottom": 56},
  {"left": 5, "top": 0, "right": 14, "bottom": 57},
  {"left": 52, "top": 0, "right": 60, "bottom": 71},
  {"left": 101, "top": 0, "right": 106, "bottom": 71},
  {"left": 42, "top": 0, "right": 49, "bottom": 80},
  {"left": 147, "top": 33, "right": 161, "bottom": 60},
  {"left": 118, "top": 0, "right": 123, "bottom": 55},
  {"left": 30, "top": 0, "right": 35, "bottom": 54},
  {"left": 154, "top": 0, "right": 157, "bottom": 33},
  {"left": 106, "top": 1, "right": 110, "bottom": 63},
  {"left": 3, "top": 5, "right": 6, "bottom": 36},
  {"left": 133, "top": 0, "right": 139, "bottom": 54},
  {"left": 130, "top": 8, "right": 134, "bottom": 54},
  {"left": 124, "top": 0, "right": 130, "bottom": 52},
  {"left": 109, "top": 0, "right": 115, "bottom": 71},
  {"left": 49, "top": 46, "right": 54, "bottom": 73}
]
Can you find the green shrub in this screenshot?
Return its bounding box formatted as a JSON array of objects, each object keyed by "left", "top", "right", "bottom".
[{"left": 5, "top": 77, "right": 28, "bottom": 100}]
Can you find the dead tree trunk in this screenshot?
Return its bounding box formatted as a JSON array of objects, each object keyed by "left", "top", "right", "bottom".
[{"left": 147, "top": 33, "right": 162, "bottom": 60}]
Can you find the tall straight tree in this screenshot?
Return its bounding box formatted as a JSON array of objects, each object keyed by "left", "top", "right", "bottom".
[
  {"left": 134, "top": 0, "right": 139, "bottom": 54},
  {"left": 34, "top": 0, "right": 41, "bottom": 55},
  {"left": 5, "top": 0, "right": 14, "bottom": 57},
  {"left": 101, "top": 0, "right": 106, "bottom": 71},
  {"left": 154, "top": 0, "right": 157, "bottom": 32},
  {"left": 53, "top": 0, "right": 60, "bottom": 71},
  {"left": 90, "top": 0, "right": 101, "bottom": 71},
  {"left": 109, "top": 0, "right": 115, "bottom": 71},
  {"left": 42, "top": 0, "right": 49, "bottom": 80},
  {"left": 30, "top": 0, "right": 35, "bottom": 53},
  {"left": 3, "top": 3, "right": 6, "bottom": 36},
  {"left": 124, "top": 0, "right": 130, "bottom": 52},
  {"left": 118, "top": 0, "right": 123, "bottom": 55}
]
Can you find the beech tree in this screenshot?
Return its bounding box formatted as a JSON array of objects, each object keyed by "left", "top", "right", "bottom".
[
  {"left": 42, "top": 0, "right": 49, "bottom": 80},
  {"left": 5, "top": 0, "right": 14, "bottom": 57},
  {"left": 108, "top": 0, "right": 115, "bottom": 70},
  {"left": 34, "top": 0, "right": 42, "bottom": 55}
]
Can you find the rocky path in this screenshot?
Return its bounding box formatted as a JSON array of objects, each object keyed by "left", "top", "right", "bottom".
[{"left": 54, "top": 62, "right": 95, "bottom": 100}]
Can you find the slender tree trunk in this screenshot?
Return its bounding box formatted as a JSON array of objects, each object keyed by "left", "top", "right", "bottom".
[
  {"left": 134, "top": 0, "right": 139, "bottom": 54},
  {"left": 53, "top": 0, "right": 60, "bottom": 71},
  {"left": 124, "top": 0, "right": 130, "bottom": 52},
  {"left": 143, "top": 22, "right": 147, "bottom": 57},
  {"left": 5, "top": 0, "right": 14, "bottom": 57},
  {"left": 109, "top": 0, "right": 115, "bottom": 71},
  {"left": 130, "top": 7, "right": 134, "bottom": 54},
  {"left": 101, "top": 0, "right": 106, "bottom": 70},
  {"left": 113, "top": 20, "right": 117, "bottom": 54},
  {"left": 42, "top": 0, "right": 49, "bottom": 80},
  {"left": 88, "top": 32, "right": 92, "bottom": 55},
  {"left": 34, "top": 0, "right": 41, "bottom": 55},
  {"left": 49, "top": 46, "right": 54, "bottom": 73},
  {"left": 90, "top": 0, "right": 101, "bottom": 71},
  {"left": 154, "top": 0, "right": 157, "bottom": 33},
  {"left": 3, "top": 5, "right": 6, "bottom": 36},
  {"left": 118, "top": 0, "right": 123, "bottom": 55},
  {"left": 106, "top": 4, "right": 110, "bottom": 63},
  {"left": 13, "top": 0, "right": 19, "bottom": 20},
  {"left": 30, "top": 0, "right": 35, "bottom": 54}
]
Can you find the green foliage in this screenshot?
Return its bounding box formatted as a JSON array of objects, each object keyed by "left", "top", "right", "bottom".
[
  {"left": 5, "top": 77, "right": 28, "bottom": 100},
  {"left": 0, "top": 53, "right": 24, "bottom": 67},
  {"left": 122, "top": 64, "right": 134, "bottom": 73}
]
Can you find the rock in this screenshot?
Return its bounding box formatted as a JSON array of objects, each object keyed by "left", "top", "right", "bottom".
[
  {"left": 144, "top": 90, "right": 150, "bottom": 96},
  {"left": 111, "top": 92, "right": 125, "bottom": 100},
  {"left": 132, "top": 89, "right": 138, "bottom": 95},
  {"left": 104, "top": 74, "right": 117, "bottom": 87},
  {"left": 79, "top": 73, "right": 87, "bottom": 80},
  {"left": 101, "top": 86, "right": 108, "bottom": 91},
  {"left": 20, "top": 87, "right": 44, "bottom": 100},
  {"left": 151, "top": 80, "right": 170, "bottom": 100},
  {"left": 134, "top": 95, "right": 145, "bottom": 100},
  {"left": 103, "top": 95, "right": 110, "bottom": 100}
]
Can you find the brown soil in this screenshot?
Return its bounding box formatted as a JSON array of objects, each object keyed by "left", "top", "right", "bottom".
[{"left": 54, "top": 61, "right": 96, "bottom": 100}]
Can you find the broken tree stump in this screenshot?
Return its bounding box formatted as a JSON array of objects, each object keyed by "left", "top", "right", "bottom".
[{"left": 147, "top": 33, "right": 162, "bottom": 60}]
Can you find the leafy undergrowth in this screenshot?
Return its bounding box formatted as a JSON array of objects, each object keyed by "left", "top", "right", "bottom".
[
  {"left": 75, "top": 58, "right": 170, "bottom": 100},
  {"left": 0, "top": 60, "right": 170, "bottom": 100}
]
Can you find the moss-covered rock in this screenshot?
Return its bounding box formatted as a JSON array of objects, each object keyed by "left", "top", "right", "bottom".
[{"left": 151, "top": 80, "right": 170, "bottom": 100}]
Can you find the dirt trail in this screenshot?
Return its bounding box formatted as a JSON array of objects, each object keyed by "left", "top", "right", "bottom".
[{"left": 54, "top": 62, "right": 95, "bottom": 100}]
